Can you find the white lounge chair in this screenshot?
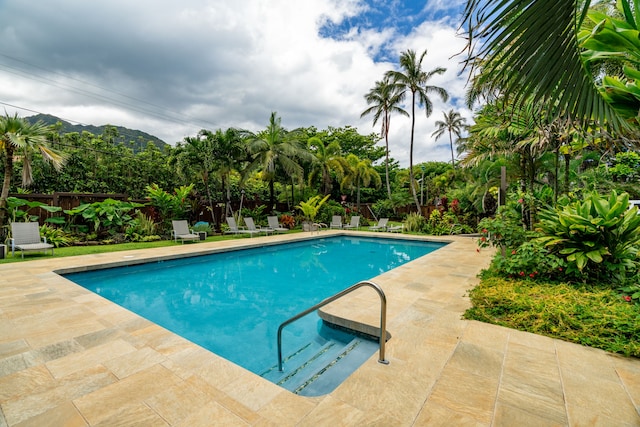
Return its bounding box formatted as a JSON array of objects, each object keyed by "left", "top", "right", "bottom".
[
  {"left": 10, "top": 222, "right": 54, "bottom": 258},
  {"left": 329, "top": 215, "right": 343, "bottom": 229},
  {"left": 172, "top": 220, "right": 200, "bottom": 243},
  {"left": 225, "top": 217, "right": 243, "bottom": 235},
  {"left": 387, "top": 224, "right": 403, "bottom": 233},
  {"left": 244, "top": 217, "right": 271, "bottom": 236},
  {"left": 343, "top": 216, "right": 360, "bottom": 230},
  {"left": 267, "top": 216, "right": 289, "bottom": 233},
  {"left": 369, "top": 218, "right": 389, "bottom": 232}
]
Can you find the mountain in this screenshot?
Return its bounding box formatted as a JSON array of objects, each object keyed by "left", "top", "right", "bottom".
[{"left": 25, "top": 114, "right": 168, "bottom": 152}]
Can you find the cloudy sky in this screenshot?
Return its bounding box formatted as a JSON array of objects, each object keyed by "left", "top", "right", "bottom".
[{"left": 0, "top": 0, "right": 472, "bottom": 167}]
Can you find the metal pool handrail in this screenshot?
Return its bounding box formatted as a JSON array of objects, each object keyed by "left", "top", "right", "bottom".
[{"left": 276, "top": 280, "right": 389, "bottom": 372}]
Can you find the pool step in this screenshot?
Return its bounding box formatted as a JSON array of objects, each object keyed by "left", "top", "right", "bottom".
[{"left": 260, "top": 325, "right": 378, "bottom": 396}]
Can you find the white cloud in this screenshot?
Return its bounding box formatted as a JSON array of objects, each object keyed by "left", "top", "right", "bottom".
[{"left": 0, "top": 0, "right": 471, "bottom": 167}]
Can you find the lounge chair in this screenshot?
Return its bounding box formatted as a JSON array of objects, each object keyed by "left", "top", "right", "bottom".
[
  {"left": 10, "top": 222, "right": 54, "bottom": 258},
  {"left": 225, "top": 216, "right": 260, "bottom": 237},
  {"left": 172, "top": 220, "right": 200, "bottom": 243},
  {"left": 369, "top": 218, "right": 389, "bottom": 232},
  {"left": 387, "top": 224, "right": 403, "bottom": 233},
  {"left": 343, "top": 216, "right": 360, "bottom": 230},
  {"left": 329, "top": 215, "right": 343, "bottom": 229},
  {"left": 267, "top": 216, "right": 289, "bottom": 233},
  {"left": 244, "top": 217, "right": 271, "bottom": 236}
]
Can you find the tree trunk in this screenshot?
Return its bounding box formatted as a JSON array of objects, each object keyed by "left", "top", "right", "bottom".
[
  {"left": 0, "top": 145, "right": 15, "bottom": 227},
  {"left": 449, "top": 129, "right": 455, "bottom": 168},
  {"left": 409, "top": 92, "right": 421, "bottom": 213},
  {"left": 564, "top": 153, "right": 570, "bottom": 195},
  {"left": 384, "top": 117, "right": 392, "bottom": 199},
  {"left": 269, "top": 179, "right": 275, "bottom": 213}
]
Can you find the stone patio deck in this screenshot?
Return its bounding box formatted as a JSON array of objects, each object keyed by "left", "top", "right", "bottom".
[{"left": 0, "top": 231, "right": 638, "bottom": 426}]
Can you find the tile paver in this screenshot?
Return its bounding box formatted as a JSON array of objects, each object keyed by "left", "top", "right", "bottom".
[{"left": 0, "top": 231, "right": 638, "bottom": 426}]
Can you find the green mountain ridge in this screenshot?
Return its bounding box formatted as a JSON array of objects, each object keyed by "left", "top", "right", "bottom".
[{"left": 26, "top": 114, "right": 168, "bottom": 152}]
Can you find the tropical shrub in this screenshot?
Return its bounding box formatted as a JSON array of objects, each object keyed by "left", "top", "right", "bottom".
[
  {"left": 124, "top": 211, "right": 159, "bottom": 242},
  {"left": 403, "top": 212, "right": 425, "bottom": 233},
  {"left": 5, "top": 196, "right": 62, "bottom": 224},
  {"left": 317, "top": 200, "right": 345, "bottom": 224},
  {"left": 536, "top": 191, "right": 640, "bottom": 283},
  {"left": 425, "top": 209, "right": 459, "bottom": 236},
  {"left": 489, "top": 240, "right": 566, "bottom": 281},
  {"left": 145, "top": 183, "right": 195, "bottom": 228},
  {"left": 64, "top": 199, "right": 144, "bottom": 237},
  {"left": 279, "top": 214, "right": 295, "bottom": 229},
  {"left": 477, "top": 203, "right": 529, "bottom": 251},
  {"left": 296, "top": 195, "right": 330, "bottom": 222},
  {"left": 39, "top": 224, "right": 74, "bottom": 247}
]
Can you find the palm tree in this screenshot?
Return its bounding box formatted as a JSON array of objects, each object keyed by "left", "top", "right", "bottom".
[
  {"left": 432, "top": 110, "right": 468, "bottom": 168},
  {"left": 307, "top": 137, "right": 349, "bottom": 195},
  {"left": 361, "top": 76, "right": 408, "bottom": 198},
  {"left": 386, "top": 49, "right": 448, "bottom": 212},
  {"left": 244, "top": 112, "right": 310, "bottom": 211},
  {"left": 0, "top": 113, "right": 66, "bottom": 226},
  {"left": 460, "top": 0, "right": 624, "bottom": 129},
  {"left": 340, "top": 154, "right": 382, "bottom": 212}
]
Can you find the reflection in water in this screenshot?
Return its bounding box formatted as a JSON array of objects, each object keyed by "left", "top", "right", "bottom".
[{"left": 66, "top": 236, "right": 444, "bottom": 374}]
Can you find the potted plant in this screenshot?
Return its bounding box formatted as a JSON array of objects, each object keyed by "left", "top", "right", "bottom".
[{"left": 296, "top": 195, "right": 330, "bottom": 231}]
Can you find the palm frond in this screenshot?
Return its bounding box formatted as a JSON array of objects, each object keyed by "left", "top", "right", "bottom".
[{"left": 461, "top": 0, "right": 625, "bottom": 129}]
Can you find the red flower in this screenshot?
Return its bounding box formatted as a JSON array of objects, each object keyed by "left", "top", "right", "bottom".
[
  {"left": 558, "top": 267, "right": 563, "bottom": 271},
  {"left": 519, "top": 271, "right": 525, "bottom": 276},
  {"left": 480, "top": 236, "right": 487, "bottom": 242},
  {"left": 482, "top": 228, "right": 488, "bottom": 233},
  {"left": 511, "top": 250, "right": 517, "bottom": 255},
  {"left": 623, "top": 296, "right": 632, "bottom": 302},
  {"left": 518, "top": 198, "right": 524, "bottom": 203},
  {"left": 529, "top": 273, "right": 535, "bottom": 278}
]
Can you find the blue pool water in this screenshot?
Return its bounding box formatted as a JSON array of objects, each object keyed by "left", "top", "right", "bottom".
[{"left": 65, "top": 236, "right": 444, "bottom": 388}]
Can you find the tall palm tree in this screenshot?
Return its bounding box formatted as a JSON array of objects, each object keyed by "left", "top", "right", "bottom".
[
  {"left": 307, "top": 137, "right": 349, "bottom": 195},
  {"left": 432, "top": 109, "right": 468, "bottom": 168},
  {"left": 361, "top": 76, "right": 408, "bottom": 198},
  {"left": 0, "top": 113, "right": 66, "bottom": 226},
  {"left": 460, "top": 0, "right": 624, "bottom": 129},
  {"left": 244, "top": 112, "right": 310, "bottom": 211},
  {"left": 386, "top": 49, "right": 449, "bottom": 212},
  {"left": 340, "top": 154, "right": 382, "bottom": 212}
]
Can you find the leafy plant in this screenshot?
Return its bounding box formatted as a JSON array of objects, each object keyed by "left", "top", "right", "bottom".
[
  {"left": 403, "top": 212, "right": 425, "bottom": 233},
  {"left": 5, "top": 196, "right": 62, "bottom": 224},
  {"left": 145, "top": 183, "right": 195, "bottom": 228},
  {"left": 424, "top": 209, "right": 459, "bottom": 236},
  {"left": 477, "top": 203, "right": 529, "bottom": 251},
  {"left": 279, "top": 214, "right": 295, "bottom": 229},
  {"left": 296, "top": 195, "right": 330, "bottom": 222},
  {"left": 65, "top": 199, "right": 144, "bottom": 236},
  {"left": 489, "top": 240, "right": 567, "bottom": 281},
  {"left": 125, "top": 211, "right": 159, "bottom": 242},
  {"left": 39, "top": 224, "right": 73, "bottom": 247},
  {"left": 536, "top": 191, "right": 640, "bottom": 283}
]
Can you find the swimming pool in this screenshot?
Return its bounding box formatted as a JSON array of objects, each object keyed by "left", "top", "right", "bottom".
[{"left": 65, "top": 235, "right": 445, "bottom": 393}]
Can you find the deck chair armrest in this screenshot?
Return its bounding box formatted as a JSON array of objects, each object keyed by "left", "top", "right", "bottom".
[
  {"left": 9, "top": 238, "right": 14, "bottom": 255},
  {"left": 42, "top": 236, "right": 48, "bottom": 244}
]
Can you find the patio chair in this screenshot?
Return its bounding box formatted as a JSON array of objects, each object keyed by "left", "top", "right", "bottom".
[
  {"left": 387, "top": 224, "right": 403, "bottom": 233},
  {"left": 172, "top": 220, "right": 200, "bottom": 244},
  {"left": 267, "top": 216, "right": 289, "bottom": 233},
  {"left": 329, "top": 215, "right": 343, "bottom": 229},
  {"left": 10, "top": 222, "right": 54, "bottom": 258},
  {"left": 343, "top": 216, "right": 360, "bottom": 230},
  {"left": 368, "top": 218, "right": 389, "bottom": 232},
  {"left": 244, "top": 217, "right": 271, "bottom": 236},
  {"left": 225, "top": 217, "right": 243, "bottom": 235}
]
